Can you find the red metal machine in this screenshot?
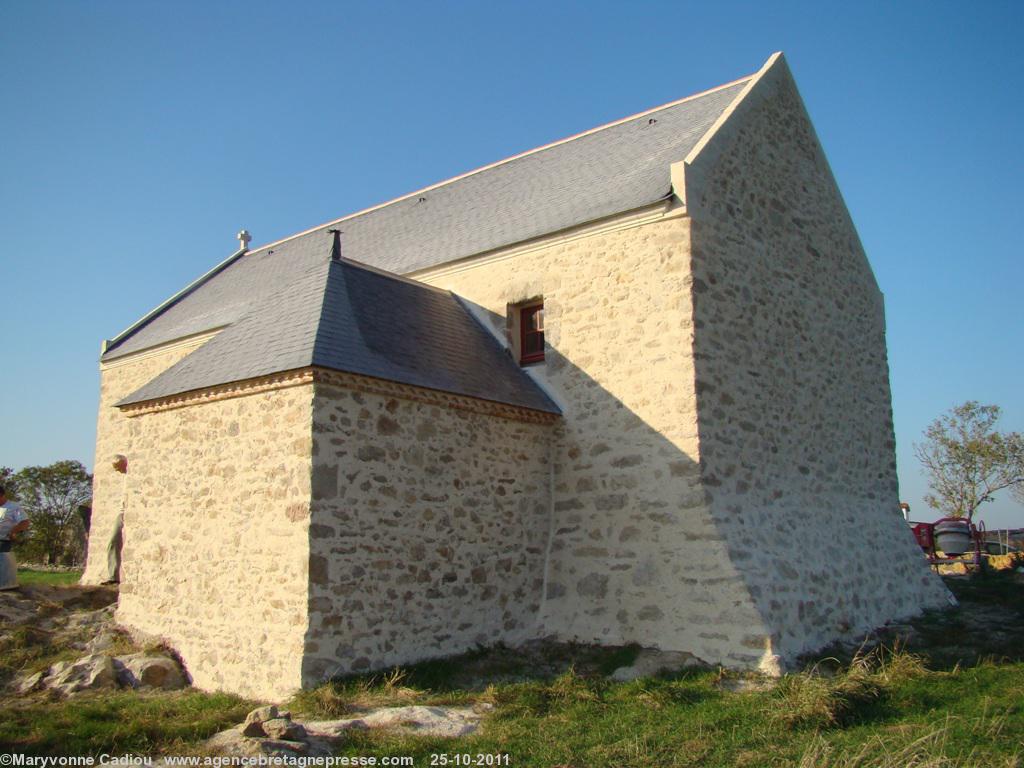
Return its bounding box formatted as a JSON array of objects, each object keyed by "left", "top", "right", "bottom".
[{"left": 909, "top": 517, "right": 986, "bottom": 570}]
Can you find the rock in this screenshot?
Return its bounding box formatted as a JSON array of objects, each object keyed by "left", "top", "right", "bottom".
[
  {"left": 14, "top": 670, "right": 46, "bottom": 694},
  {"left": 47, "top": 654, "right": 117, "bottom": 696},
  {"left": 304, "top": 705, "right": 484, "bottom": 739},
  {"left": 610, "top": 649, "right": 705, "bottom": 682},
  {"left": 0, "top": 590, "right": 39, "bottom": 626},
  {"left": 64, "top": 604, "right": 116, "bottom": 631},
  {"left": 203, "top": 725, "right": 332, "bottom": 758},
  {"left": 241, "top": 705, "right": 279, "bottom": 737},
  {"left": 115, "top": 653, "right": 187, "bottom": 690},
  {"left": 261, "top": 718, "right": 306, "bottom": 741},
  {"left": 85, "top": 628, "right": 119, "bottom": 654}
]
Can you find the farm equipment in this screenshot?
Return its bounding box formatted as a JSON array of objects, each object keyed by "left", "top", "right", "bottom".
[{"left": 909, "top": 517, "right": 986, "bottom": 570}]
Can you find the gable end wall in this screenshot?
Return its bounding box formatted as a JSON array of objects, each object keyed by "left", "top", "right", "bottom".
[{"left": 685, "top": 58, "right": 950, "bottom": 664}]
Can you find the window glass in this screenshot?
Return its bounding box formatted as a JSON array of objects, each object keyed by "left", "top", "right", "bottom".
[{"left": 520, "top": 303, "right": 544, "bottom": 363}]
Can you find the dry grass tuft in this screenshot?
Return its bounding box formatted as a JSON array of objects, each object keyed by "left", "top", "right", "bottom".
[
  {"left": 291, "top": 667, "right": 424, "bottom": 717},
  {"left": 775, "top": 645, "right": 926, "bottom": 729},
  {"left": 548, "top": 667, "right": 597, "bottom": 699},
  {"left": 798, "top": 710, "right": 1021, "bottom": 768}
]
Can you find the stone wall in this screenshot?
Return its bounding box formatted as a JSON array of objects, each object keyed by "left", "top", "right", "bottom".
[
  {"left": 302, "top": 379, "right": 554, "bottom": 684},
  {"left": 84, "top": 336, "right": 214, "bottom": 584},
  {"left": 87, "top": 55, "right": 951, "bottom": 690},
  {"left": 115, "top": 384, "right": 314, "bottom": 700},
  {"left": 417, "top": 212, "right": 774, "bottom": 669},
  {"left": 684, "top": 57, "right": 951, "bottom": 663}
]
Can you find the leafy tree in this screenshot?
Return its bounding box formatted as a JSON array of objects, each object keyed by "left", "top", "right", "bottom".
[
  {"left": 915, "top": 401, "right": 1024, "bottom": 522},
  {"left": 0, "top": 466, "right": 17, "bottom": 498},
  {"left": 13, "top": 460, "right": 93, "bottom": 565}
]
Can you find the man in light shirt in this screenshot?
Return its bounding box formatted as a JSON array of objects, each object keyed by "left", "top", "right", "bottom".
[{"left": 0, "top": 484, "right": 31, "bottom": 590}]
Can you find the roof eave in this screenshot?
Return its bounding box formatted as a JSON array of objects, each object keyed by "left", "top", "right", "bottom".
[{"left": 101, "top": 245, "right": 250, "bottom": 360}]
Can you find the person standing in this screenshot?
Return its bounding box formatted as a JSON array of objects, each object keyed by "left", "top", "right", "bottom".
[
  {"left": 0, "top": 485, "right": 30, "bottom": 591},
  {"left": 102, "top": 454, "right": 128, "bottom": 585}
]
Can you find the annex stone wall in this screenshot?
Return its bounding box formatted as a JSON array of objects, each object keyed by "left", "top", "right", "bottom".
[
  {"left": 302, "top": 378, "right": 554, "bottom": 684},
  {"left": 85, "top": 336, "right": 214, "bottom": 585},
  {"left": 115, "top": 384, "right": 314, "bottom": 700},
  {"left": 684, "top": 59, "right": 951, "bottom": 663},
  {"left": 417, "top": 213, "right": 776, "bottom": 670}
]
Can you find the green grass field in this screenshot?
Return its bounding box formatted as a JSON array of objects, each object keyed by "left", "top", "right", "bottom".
[
  {"left": 15, "top": 567, "right": 83, "bottom": 586},
  {"left": 2, "top": 571, "right": 1022, "bottom": 765}
]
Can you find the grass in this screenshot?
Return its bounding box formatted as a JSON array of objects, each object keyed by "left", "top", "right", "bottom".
[
  {"left": 3, "top": 571, "right": 1023, "bottom": 764},
  {"left": 0, "top": 690, "right": 253, "bottom": 756},
  {"left": 16, "top": 567, "right": 83, "bottom": 586},
  {"left": 316, "top": 654, "right": 1023, "bottom": 767}
]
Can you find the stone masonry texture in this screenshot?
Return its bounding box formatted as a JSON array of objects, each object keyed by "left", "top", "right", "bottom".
[
  {"left": 113, "top": 384, "right": 314, "bottom": 699},
  {"left": 418, "top": 214, "right": 775, "bottom": 669},
  {"left": 681, "top": 59, "right": 951, "bottom": 663},
  {"left": 302, "top": 382, "right": 553, "bottom": 684},
  {"left": 86, "top": 338, "right": 213, "bottom": 586},
  {"left": 85, "top": 55, "right": 950, "bottom": 699}
]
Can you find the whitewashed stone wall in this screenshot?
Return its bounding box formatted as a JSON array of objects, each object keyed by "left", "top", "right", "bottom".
[
  {"left": 115, "top": 384, "right": 314, "bottom": 700},
  {"left": 683, "top": 58, "right": 951, "bottom": 662},
  {"left": 85, "top": 338, "right": 213, "bottom": 584},
  {"left": 302, "top": 381, "right": 553, "bottom": 684},
  {"left": 86, "top": 57, "right": 952, "bottom": 696},
  {"left": 418, "top": 214, "right": 775, "bottom": 669}
]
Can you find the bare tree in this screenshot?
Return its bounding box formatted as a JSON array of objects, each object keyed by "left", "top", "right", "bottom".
[{"left": 915, "top": 401, "right": 1024, "bottom": 522}]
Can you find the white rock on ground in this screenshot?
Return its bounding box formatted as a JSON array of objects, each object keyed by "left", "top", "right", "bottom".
[
  {"left": 305, "top": 705, "right": 488, "bottom": 739},
  {"left": 115, "top": 653, "right": 188, "bottom": 690},
  {"left": 202, "top": 726, "right": 333, "bottom": 759},
  {"left": 261, "top": 717, "right": 307, "bottom": 741},
  {"left": 200, "top": 703, "right": 489, "bottom": 758},
  {"left": 609, "top": 649, "right": 706, "bottom": 682},
  {"left": 14, "top": 652, "right": 187, "bottom": 697},
  {"left": 14, "top": 670, "right": 46, "bottom": 695},
  {"left": 47, "top": 654, "right": 118, "bottom": 696},
  {"left": 64, "top": 604, "right": 117, "bottom": 631}
]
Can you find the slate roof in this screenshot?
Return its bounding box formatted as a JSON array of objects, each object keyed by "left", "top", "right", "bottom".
[
  {"left": 102, "top": 75, "right": 750, "bottom": 361},
  {"left": 118, "top": 258, "right": 560, "bottom": 415}
]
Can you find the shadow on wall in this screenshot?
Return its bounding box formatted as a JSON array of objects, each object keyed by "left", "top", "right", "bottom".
[
  {"left": 680, "top": 61, "right": 953, "bottom": 664},
  {"left": 300, "top": 283, "right": 945, "bottom": 685}
]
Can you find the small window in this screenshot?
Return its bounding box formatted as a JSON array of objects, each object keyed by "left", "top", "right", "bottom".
[{"left": 520, "top": 302, "right": 544, "bottom": 364}]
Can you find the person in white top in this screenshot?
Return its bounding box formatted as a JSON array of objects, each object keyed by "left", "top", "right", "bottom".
[{"left": 0, "top": 484, "right": 31, "bottom": 590}]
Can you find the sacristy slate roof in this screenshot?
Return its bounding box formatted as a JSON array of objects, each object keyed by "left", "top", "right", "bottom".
[
  {"left": 117, "top": 259, "right": 561, "bottom": 415},
  {"left": 102, "top": 75, "right": 750, "bottom": 361}
]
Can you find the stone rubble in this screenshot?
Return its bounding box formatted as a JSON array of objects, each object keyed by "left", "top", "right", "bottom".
[
  {"left": 46, "top": 654, "right": 118, "bottom": 696},
  {"left": 2, "top": 582, "right": 188, "bottom": 698},
  {"left": 115, "top": 652, "right": 188, "bottom": 690},
  {"left": 201, "top": 703, "right": 489, "bottom": 757}
]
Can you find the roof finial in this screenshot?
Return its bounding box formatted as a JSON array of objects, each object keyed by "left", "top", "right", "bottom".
[
  {"left": 328, "top": 229, "right": 342, "bottom": 261},
  {"left": 237, "top": 229, "right": 251, "bottom": 252}
]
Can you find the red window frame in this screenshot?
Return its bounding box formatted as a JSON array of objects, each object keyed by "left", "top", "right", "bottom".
[{"left": 520, "top": 302, "right": 545, "bottom": 364}]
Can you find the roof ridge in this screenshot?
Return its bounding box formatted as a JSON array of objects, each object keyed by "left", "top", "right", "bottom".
[
  {"left": 244, "top": 71, "right": 756, "bottom": 258},
  {"left": 336, "top": 257, "right": 451, "bottom": 296}
]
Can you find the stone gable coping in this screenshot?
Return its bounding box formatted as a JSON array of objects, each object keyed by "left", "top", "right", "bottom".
[{"left": 118, "top": 367, "right": 561, "bottom": 425}]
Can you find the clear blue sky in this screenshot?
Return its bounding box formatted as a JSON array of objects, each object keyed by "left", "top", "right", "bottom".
[{"left": 1, "top": 1, "right": 1021, "bottom": 528}]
